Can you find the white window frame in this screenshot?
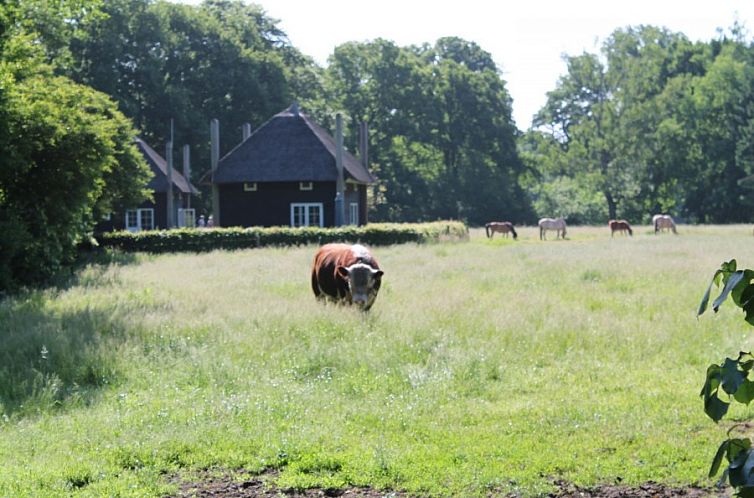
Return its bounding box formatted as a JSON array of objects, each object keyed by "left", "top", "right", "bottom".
[
  {"left": 349, "top": 202, "right": 359, "bottom": 225},
  {"left": 290, "top": 203, "right": 323, "bottom": 227},
  {"left": 299, "top": 181, "right": 313, "bottom": 191},
  {"left": 177, "top": 208, "right": 196, "bottom": 228},
  {"left": 243, "top": 182, "right": 257, "bottom": 191},
  {"left": 125, "top": 208, "right": 154, "bottom": 232}
]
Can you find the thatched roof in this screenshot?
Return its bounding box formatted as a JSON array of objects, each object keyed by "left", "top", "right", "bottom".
[
  {"left": 212, "top": 105, "right": 375, "bottom": 185},
  {"left": 136, "top": 138, "right": 199, "bottom": 195}
]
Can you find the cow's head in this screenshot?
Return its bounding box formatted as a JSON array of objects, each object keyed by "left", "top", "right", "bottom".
[{"left": 336, "top": 263, "right": 384, "bottom": 309}]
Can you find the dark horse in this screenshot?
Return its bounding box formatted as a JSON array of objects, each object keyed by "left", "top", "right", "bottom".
[
  {"left": 485, "top": 221, "right": 518, "bottom": 239},
  {"left": 608, "top": 219, "right": 633, "bottom": 237}
]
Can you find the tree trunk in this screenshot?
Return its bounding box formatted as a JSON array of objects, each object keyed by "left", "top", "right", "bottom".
[{"left": 605, "top": 191, "right": 617, "bottom": 220}]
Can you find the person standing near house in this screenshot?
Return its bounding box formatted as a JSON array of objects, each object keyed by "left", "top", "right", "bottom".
[
  {"left": 207, "top": 215, "right": 214, "bottom": 228},
  {"left": 198, "top": 214, "right": 205, "bottom": 228}
]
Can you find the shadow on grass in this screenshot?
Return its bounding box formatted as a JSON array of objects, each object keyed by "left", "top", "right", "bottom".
[
  {"left": 49, "top": 247, "right": 141, "bottom": 292},
  {"left": 0, "top": 257, "right": 142, "bottom": 419}
]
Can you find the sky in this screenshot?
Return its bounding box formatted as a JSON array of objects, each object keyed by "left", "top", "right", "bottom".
[{"left": 179, "top": 0, "right": 753, "bottom": 129}]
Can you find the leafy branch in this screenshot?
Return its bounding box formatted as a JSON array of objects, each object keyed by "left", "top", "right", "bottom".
[{"left": 699, "top": 259, "right": 754, "bottom": 496}]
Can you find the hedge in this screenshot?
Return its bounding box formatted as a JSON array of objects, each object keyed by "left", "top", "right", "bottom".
[{"left": 97, "top": 221, "right": 468, "bottom": 253}]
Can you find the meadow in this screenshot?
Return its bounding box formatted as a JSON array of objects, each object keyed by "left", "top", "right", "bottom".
[{"left": 2, "top": 224, "right": 754, "bottom": 497}]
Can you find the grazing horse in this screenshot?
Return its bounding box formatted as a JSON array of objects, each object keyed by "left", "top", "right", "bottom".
[
  {"left": 485, "top": 221, "right": 518, "bottom": 240},
  {"left": 538, "top": 217, "right": 567, "bottom": 240},
  {"left": 608, "top": 219, "right": 633, "bottom": 237},
  {"left": 653, "top": 214, "right": 677, "bottom": 234},
  {"left": 311, "top": 243, "right": 384, "bottom": 311}
]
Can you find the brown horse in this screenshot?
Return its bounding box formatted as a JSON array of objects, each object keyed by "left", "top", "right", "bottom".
[
  {"left": 608, "top": 219, "right": 633, "bottom": 237},
  {"left": 485, "top": 221, "right": 518, "bottom": 239}
]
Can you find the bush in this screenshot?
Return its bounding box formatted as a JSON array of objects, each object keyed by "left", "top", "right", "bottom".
[{"left": 97, "top": 222, "right": 469, "bottom": 253}]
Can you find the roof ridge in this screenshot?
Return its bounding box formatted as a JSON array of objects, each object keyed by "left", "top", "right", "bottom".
[{"left": 135, "top": 138, "right": 198, "bottom": 194}]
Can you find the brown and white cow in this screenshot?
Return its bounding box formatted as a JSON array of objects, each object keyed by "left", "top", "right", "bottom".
[{"left": 311, "top": 243, "right": 384, "bottom": 310}]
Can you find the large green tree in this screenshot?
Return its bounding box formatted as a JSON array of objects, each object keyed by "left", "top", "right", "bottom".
[
  {"left": 0, "top": 1, "right": 150, "bottom": 291},
  {"left": 321, "top": 37, "right": 532, "bottom": 224}
]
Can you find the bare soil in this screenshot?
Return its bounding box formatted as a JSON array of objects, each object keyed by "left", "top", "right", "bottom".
[{"left": 171, "top": 470, "right": 721, "bottom": 498}]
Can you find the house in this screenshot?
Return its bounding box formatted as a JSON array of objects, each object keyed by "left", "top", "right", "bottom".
[
  {"left": 99, "top": 138, "right": 199, "bottom": 232},
  {"left": 211, "top": 104, "right": 375, "bottom": 228}
]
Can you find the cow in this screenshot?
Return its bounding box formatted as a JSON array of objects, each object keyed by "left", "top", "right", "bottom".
[{"left": 311, "top": 243, "right": 384, "bottom": 311}]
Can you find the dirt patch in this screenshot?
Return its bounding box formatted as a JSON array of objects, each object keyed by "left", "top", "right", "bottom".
[
  {"left": 172, "top": 470, "right": 720, "bottom": 498},
  {"left": 172, "top": 469, "right": 408, "bottom": 497},
  {"left": 547, "top": 479, "right": 718, "bottom": 498}
]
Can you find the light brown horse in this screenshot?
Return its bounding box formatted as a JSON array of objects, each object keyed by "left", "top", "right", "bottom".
[
  {"left": 653, "top": 214, "right": 677, "bottom": 234},
  {"left": 608, "top": 219, "right": 633, "bottom": 237},
  {"left": 485, "top": 221, "right": 518, "bottom": 239}
]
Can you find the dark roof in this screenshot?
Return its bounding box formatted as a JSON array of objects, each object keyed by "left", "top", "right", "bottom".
[
  {"left": 136, "top": 138, "right": 199, "bottom": 194},
  {"left": 212, "top": 106, "right": 375, "bottom": 185}
]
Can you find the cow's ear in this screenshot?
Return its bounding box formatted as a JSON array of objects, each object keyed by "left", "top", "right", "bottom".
[
  {"left": 373, "top": 269, "right": 384, "bottom": 279},
  {"left": 336, "top": 266, "right": 350, "bottom": 279}
]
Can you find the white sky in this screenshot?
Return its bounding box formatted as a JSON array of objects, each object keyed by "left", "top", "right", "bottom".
[{"left": 177, "top": 0, "right": 753, "bottom": 129}]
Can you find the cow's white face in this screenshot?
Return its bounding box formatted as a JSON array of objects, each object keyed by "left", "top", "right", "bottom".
[{"left": 337, "top": 262, "right": 383, "bottom": 309}]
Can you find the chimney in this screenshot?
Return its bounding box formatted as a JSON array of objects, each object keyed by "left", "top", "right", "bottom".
[
  {"left": 359, "top": 121, "right": 369, "bottom": 226},
  {"left": 183, "top": 144, "right": 190, "bottom": 210},
  {"left": 210, "top": 118, "right": 220, "bottom": 226},
  {"left": 242, "top": 123, "right": 251, "bottom": 141},
  {"left": 290, "top": 102, "right": 299, "bottom": 116},
  {"left": 334, "top": 113, "right": 345, "bottom": 227},
  {"left": 166, "top": 140, "right": 174, "bottom": 228},
  {"left": 359, "top": 121, "right": 368, "bottom": 168}
]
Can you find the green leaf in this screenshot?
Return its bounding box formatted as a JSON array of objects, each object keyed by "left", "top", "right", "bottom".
[
  {"left": 739, "top": 352, "right": 754, "bottom": 372},
  {"left": 711, "top": 440, "right": 730, "bottom": 477},
  {"left": 743, "top": 293, "right": 754, "bottom": 326},
  {"left": 699, "top": 269, "right": 723, "bottom": 316},
  {"left": 729, "top": 448, "right": 754, "bottom": 487},
  {"left": 705, "top": 393, "right": 730, "bottom": 422},
  {"left": 723, "top": 358, "right": 746, "bottom": 395},
  {"left": 723, "top": 260, "right": 739, "bottom": 275},
  {"left": 735, "top": 379, "right": 754, "bottom": 405},
  {"left": 701, "top": 363, "right": 722, "bottom": 398},
  {"left": 729, "top": 439, "right": 752, "bottom": 463},
  {"left": 714, "top": 271, "right": 747, "bottom": 312},
  {"left": 732, "top": 271, "right": 754, "bottom": 307}
]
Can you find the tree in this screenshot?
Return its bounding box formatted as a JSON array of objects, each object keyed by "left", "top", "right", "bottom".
[
  {"left": 322, "top": 37, "right": 531, "bottom": 224},
  {"left": 0, "top": 1, "right": 150, "bottom": 291}
]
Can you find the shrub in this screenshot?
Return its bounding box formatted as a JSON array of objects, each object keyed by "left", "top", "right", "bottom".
[{"left": 97, "top": 221, "right": 469, "bottom": 253}]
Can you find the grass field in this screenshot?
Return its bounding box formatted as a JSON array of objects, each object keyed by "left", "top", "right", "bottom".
[{"left": 2, "top": 224, "right": 754, "bottom": 496}]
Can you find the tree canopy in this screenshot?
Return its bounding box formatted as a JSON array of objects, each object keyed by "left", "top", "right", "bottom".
[{"left": 527, "top": 25, "right": 754, "bottom": 223}]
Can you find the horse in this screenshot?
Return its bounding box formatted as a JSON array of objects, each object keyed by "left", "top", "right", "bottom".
[
  {"left": 653, "top": 214, "right": 677, "bottom": 234},
  {"left": 608, "top": 219, "right": 633, "bottom": 237},
  {"left": 538, "top": 217, "right": 567, "bottom": 240},
  {"left": 485, "top": 221, "right": 517, "bottom": 239}
]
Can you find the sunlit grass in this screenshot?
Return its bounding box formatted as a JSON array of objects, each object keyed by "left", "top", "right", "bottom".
[{"left": 2, "top": 225, "right": 754, "bottom": 496}]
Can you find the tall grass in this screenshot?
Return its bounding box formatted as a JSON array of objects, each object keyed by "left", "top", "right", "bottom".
[{"left": 1, "top": 224, "right": 753, "bottom": 496}]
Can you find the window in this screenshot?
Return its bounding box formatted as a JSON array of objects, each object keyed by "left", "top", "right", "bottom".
[
  {"left": 178, "top": 208, "right": 196, "bottom": 228},
  {"left": 243, "top": 182, "right": 257, "bottom": 191},
  {"left": 349, "top": 202, "right": 359, "bottom": 225},
  {"left": 125, "top": 208, "right": 154, "bottom": 232},
  {"left": 290, "top": 203, "right": 323, "bottom": 227},
  {"left": 299, "top": 181, "right": 313, "bottom": 191}
]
